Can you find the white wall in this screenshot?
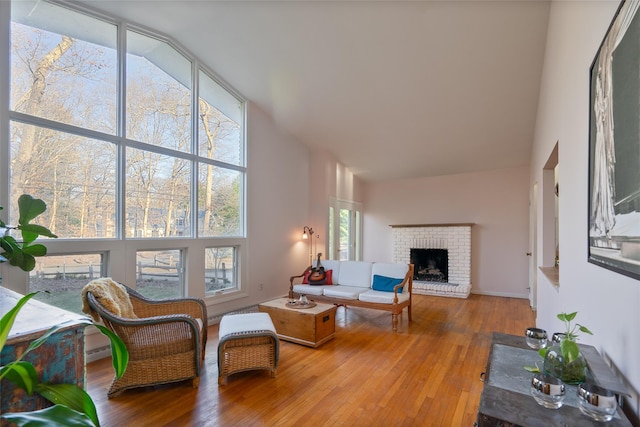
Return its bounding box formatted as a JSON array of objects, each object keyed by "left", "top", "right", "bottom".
[
  {"left": 532, "top": 1, "right": 640, "bottom": 417},
  {"left": 241, "top": 103, "right": 311, "bottom": 305},
  {"left": 308, "top": 149, "right": 365, "bottom": 258},
  {"left": 363, "top": 166, "right": 530, "bottom": 298}
]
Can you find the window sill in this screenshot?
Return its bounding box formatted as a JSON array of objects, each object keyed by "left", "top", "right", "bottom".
[
  {"left": 205, "top": 289, "right": 248, "bottom": 305},
  {"left": 539, "top": 266, "right": 559, "bottom": 289}
]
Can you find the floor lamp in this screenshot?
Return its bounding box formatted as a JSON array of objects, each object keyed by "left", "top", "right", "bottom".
[{"left": 302, "top": 226, "right": 315, "bottom": 266}]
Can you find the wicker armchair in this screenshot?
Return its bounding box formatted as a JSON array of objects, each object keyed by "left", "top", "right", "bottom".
[{"left": 85, "top": 285, "right": 208, "bottom": 398}]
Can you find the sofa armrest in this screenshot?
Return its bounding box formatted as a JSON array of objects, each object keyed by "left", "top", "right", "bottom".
[
  {"left": 392, "top": 264, "right": 414, "bottom": 303},
  {"left": 289, "top": 267, "right": 311, "bottom": 298}
]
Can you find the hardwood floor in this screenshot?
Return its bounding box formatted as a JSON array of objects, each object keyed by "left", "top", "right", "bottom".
[{"left": 87, "top": 294, "right": 535, "bottom": 427}]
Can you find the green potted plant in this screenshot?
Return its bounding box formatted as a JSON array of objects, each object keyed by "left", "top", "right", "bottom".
[
  {"left": 526, "top": 311, "right": 593, "bottom": 384},
  {"left": 1, "top": 194, "right": 128, "bottom": 427}
]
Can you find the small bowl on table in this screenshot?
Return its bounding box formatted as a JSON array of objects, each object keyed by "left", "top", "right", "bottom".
[
  {"left": 577, "top": 383, "right": 618, "bottom": 422},
  {"left": 531, "top": 373, "right": 565, "bottom": 409},
  {"left": 551, "top": 332, "right": 567, "bottom": 344},
  {"left": 525, "top": 327, "right": 548, "bottom": 349}
]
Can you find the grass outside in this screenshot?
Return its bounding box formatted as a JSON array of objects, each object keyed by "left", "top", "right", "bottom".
[{"left": 30, "top": 276, "right": 182, "bottom": 315}]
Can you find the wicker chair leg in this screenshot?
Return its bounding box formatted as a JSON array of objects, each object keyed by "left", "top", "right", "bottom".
[
  {"left": 192, "top": 377, "right": 200, "bottom": 388},
  {"left": 107, "top": 377, "right": 124, "bottom": 399}
]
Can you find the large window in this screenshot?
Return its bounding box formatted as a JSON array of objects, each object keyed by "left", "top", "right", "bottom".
[
  {"left": 328, "top": 199, "right": 362, "bottom": 261},
  {"left": 4, "top": 0, "right": 247, "bottom": 305}
]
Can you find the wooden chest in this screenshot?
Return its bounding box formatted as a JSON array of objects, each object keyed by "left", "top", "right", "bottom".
[{"left": 258, "top": 297, "right": 337, "bottom": 348}]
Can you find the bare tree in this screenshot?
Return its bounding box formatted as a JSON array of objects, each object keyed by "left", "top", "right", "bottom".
[{"left": 11, "top": 35, "right": 74, "bottom": 195}]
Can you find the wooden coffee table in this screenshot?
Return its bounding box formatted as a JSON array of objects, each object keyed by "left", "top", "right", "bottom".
[{"left": 258, "top": 297, "right": 337, "bottom": 348}]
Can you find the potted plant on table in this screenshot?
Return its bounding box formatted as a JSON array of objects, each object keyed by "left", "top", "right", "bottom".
[
  {"left": 1, "top": 194, "right": 128, "bottom": 427},
  {"left": 525, "top": 311, "right": 593, "bottom": 384}
]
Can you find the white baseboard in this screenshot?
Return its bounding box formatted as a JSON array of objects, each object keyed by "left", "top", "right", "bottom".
[
  {"left": 86, "top": 345, "right": 112, "bottom": 363},
  {"left": 470, "top": 289, "right": 529, "bottom": 299}
]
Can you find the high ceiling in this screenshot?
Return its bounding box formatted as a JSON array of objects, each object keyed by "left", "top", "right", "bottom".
[{"left": 83, "top": 0, "right": 550, "bottom": 182}]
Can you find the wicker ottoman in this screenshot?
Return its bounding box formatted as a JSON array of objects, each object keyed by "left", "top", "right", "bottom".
[{"left": 217, "top": 312, "right": 280, "bottom": 385}]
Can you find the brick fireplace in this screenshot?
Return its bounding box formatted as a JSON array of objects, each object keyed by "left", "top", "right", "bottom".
[{"left": 391, "top": 223, "right": 472, "bottom": 298}]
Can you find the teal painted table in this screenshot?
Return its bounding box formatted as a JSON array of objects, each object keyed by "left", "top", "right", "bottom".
[{"left": 1, "top": 287, "right": 86, "bottom": 415}]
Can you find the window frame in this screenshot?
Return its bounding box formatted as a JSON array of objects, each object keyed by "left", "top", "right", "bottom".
[
  {"left": 1, "top": 0, "right": 248, "bottom": 305},
  {"left": 328, "top": 197, "right": 363, "bottom": 261}
]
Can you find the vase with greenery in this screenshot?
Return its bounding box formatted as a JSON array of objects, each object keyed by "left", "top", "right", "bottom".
[
  {"left": 525, "top": 312, "right": 593, "bottom": 384},
  {"left": 535, "top": 312, "right": 593, "bottom": 385},
  {"left": 1, "top": 194, "right": 128, "bottom": 427},
  {"left": 541, "top": 312, "right": 593, "bottom": 384}
]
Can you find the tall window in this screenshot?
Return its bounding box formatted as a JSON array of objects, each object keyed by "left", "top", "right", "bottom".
[
  {"left": 328, "top": 199, "right": 362, "bottom": 261},
  {"left": 5, "top": 0, "right": 247, "bottom": 306}
]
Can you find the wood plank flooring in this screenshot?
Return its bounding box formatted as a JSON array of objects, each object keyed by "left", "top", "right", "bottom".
[{"left": 87, "top": 294, "right": 535, "bottom": 427}]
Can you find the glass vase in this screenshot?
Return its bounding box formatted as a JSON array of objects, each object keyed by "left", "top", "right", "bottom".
[{"left": 543, "top": 342, "right": 587, "bottom": 384}]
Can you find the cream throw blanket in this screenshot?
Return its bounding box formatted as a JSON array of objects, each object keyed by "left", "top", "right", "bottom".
[{"left": 81, "top": 277, "right": 137, "bottom": 322}]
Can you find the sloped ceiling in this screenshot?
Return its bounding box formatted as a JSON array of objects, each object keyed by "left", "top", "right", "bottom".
[{"left": 83, "top": 0, "right": 550, "bottom": 182}]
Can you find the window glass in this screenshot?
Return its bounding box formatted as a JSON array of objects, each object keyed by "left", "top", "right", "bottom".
[
  {"left": 126, "top": 147, "right": 191, "bottom": 238},
  {"left": 329, "top": 199, "right": 362, "bottom": 261},
  {"left": 198, "top": 71, "right": 243, "bottom": 166},
  {"left": 29, "top": 253, "right": 105, "bottom": 315},
  {"left": 198, "top": 164, "right": 243, "bottom": 237},
  {"left": 10, "top": 1, "right": 117, "bottom": 134},
  {"left": 328, "top": 207, "right": 335, "bottom": 259},
  {"left": 205, "top": 247, "right": 237, "bottom": 295},
  {"left": 339, "top": 208, "right": 351, "bottom": 261},
  {"left": 7, "top": 0, "right": 246, "bottom": 302},
  {"left": 126, "top": 30, "right": 192, "bottom": 151},
  {"left": 136, "top": 250, "right": 183, "bottom": 298},
  {"left": 9, "top": 122, "right": 117, "bottom": 238}
]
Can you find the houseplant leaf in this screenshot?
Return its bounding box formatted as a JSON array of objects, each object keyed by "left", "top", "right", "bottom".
[
  {"left": 1, "top": 404, "right": 95, "bottom": 427},
  {"left": 95, "top": 323, "right": 128, "bottom": 378},
  {"left": 75, "top": 320, "right": 128, "bottom": 378},
  {"left": 20, "top": 224, "right": 58, "bottom": 242},
  {"left": 17, "top": 194, "right": 47, "bottom": 225},
  {"left": 35, "top": 383, "right": 99, "bottom": 427},
  {"left": 560, "top": 339, "right": 580, "bottom": 363},
  {"left": 22, "top": 243, "right": 48, "bottom": 257},
  {"left": 0, "top": 361, "right": 39, "bottom": 394},
  {"left": 8, "top": 250, "right": 36, "bottom": 272},
  {"left": 0, "top": 292, "right": 38, "bottom": 352},
  {"left": 578, "top": 325, "right": 593, "bottom": 335},
  {"left": 26, "top": 320, "right": 81, "bottom": 354}
]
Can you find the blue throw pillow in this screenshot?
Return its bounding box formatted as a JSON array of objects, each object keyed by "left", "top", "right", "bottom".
[{"left": 371, "top": 275, "right": 404, "bottom": 293}]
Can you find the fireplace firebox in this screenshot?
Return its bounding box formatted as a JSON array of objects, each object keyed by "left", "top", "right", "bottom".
[{"left": 410, "top": 248, "right": 448, "bottom": 282}]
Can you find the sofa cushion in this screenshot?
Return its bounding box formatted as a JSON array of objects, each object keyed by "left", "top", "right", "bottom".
[
  {"left": 303, "top": 269, "right": 333, "bottom": 285},
  {"left": 337, "top": 261, "right": 373, "bottom": 288},
  {"left": 322, "top": 285, "right": 368, "bottom": 300},
  {"left": 358, "top": 289, "right": 411, "bottom": 305},
  {"left": 314, "top": 259, "right": 341, "bottom": 279},
  {"left": 219, "top": 312, "right": 276, "bottom": 339},
  {"left": 292, "top": 283, "right": 330, "bottom": 296},
  {"left": 371, "top": 263, "right": 409, "bottom": 284},
  {"left": 371, "top": 274, "right": 404, "bottom": 293}
]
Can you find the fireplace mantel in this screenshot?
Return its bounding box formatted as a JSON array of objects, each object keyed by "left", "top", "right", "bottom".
[{"left": 390, "top": 223, "right": 475, "bottom": 228}]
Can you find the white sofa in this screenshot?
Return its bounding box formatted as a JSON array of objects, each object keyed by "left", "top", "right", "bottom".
[{"left": 289, "top": 260, "right": 414, "bottom": 331}]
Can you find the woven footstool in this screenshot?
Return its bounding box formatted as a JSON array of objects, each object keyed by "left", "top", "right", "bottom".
[{"left": 217, "top": 312, "right": 280, "bottom": 385}]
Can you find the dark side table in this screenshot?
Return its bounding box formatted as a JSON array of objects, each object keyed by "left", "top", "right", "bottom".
[{"left": 477, "top": 332, "right": 632, "bottom": 427}]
